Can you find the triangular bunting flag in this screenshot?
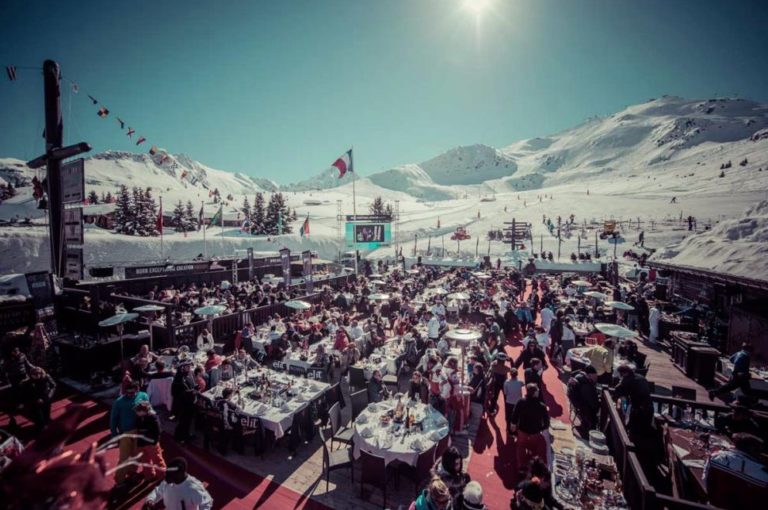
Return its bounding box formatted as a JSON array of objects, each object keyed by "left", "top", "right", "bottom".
[
  {"left": 117, "top": 117, "right": 125, "bottom": 129},
  {"left": 87, "top": 94, "right": 98, "bottom": 105},
  {"left": 149, "top": 145, "right": 159, "bottom": 155},
  {"left": 127, "top": 128, "right": 135, "bottom": 138},
  {"left": 136, "top": 136, "right": 146, "bottom": 146},
  {"left": 6, "top": 66, "right": 17, "bottom": 81},
  {"left": 97, "top": 107, "right": 109, "bottom": 118}
]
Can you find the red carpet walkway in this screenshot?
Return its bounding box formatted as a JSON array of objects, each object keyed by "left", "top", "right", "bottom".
[{"left": 465, "top": 285, "right": 571, "bottom": 507}]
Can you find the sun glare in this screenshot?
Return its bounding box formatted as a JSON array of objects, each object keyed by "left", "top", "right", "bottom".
[{"left": 463, "top": 0, "right": 493, "bottom": 16}]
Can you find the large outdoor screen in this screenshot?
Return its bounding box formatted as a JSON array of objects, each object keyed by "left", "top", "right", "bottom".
[{"left": 345, "top": 222, "right": 391, "bottom": 249}]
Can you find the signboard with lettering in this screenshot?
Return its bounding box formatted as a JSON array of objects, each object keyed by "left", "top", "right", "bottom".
[
  {"left": 280, "top": 248, "right": 291, "bottom": 287},
  {"left": 61, "top": 158, "right": 85, "bottom": 204},
  {"left": 302, "top": 250, "right": 313, "bottom": 292},
  {"left": 64, "top": 208, "right": 84, "bottom": 245},
  {"left": 65, "top": 247, "right": 83, "bottom": 281}
]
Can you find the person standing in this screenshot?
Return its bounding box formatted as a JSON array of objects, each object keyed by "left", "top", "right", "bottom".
[
  {"left": 648, "top": 303, "right": 660, "bottom": 344},
  {"left": 172, "top": 361, "right": 198, "bottom": 444},
  {"left": 510, "top": 384, "right": 550, "bottom": 472},
  {"left": 22, "top": 366, "right": 56, "bottom": 432},
  {"left": 503, "top": 368, "right": 524, "bottom": 435},
  {"left": 710, "top": 344, "right": 753, "bottom": 401},
  {"left": 614, "top": 365, "right": 653, "bottom": 438},
  {"left": 110, "top": 381, "right": 149, "bottom": 484},
  {"left": 143, "top": 457, "right": 213, "bottom": 510},
  {"left": 2, "top": 346, "right": 34, "bottom": 428},
  {"left": 134, "top": 401, "right": 166, "bottom": 481},
  {"left": 567, "top": 366, "right": 600, "bottom": 435}
]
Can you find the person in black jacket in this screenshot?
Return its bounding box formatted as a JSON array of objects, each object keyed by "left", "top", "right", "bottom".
[
  {"left": 22, "top": 366, "right": 56, "bottom": 432},
  {"left": 514, "top": 341, "right": 548, "bottom": 371},
  {"left": 510, "top": 384, "right": 550, "bottom": 471},
  {"left": 134, "top": 401, "right": 166, "bottom": 481},
  {"left": 172, "top": 361, "right": 198, "bottom": 443},
  {"left": 523, "top": 358, "right": 544, "bottom": 390},
  {"left": 567, "top": 366, "right": 599, "bottom": 435},
  {"left": 614, "top": 364, "right": 652, "bottom": 437}
]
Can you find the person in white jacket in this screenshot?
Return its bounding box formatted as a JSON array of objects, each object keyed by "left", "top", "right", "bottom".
[
  {"left": 540, "top": 306, "right": 555, "bottom": 333},
  {"left": 144, "top": 457, "right": 212, "bottom": 510},
  {"left": 648, "top": 304, "right": 660, "bottom": 344}
]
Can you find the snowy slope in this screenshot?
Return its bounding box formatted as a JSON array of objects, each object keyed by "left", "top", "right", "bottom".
[{"left": 652, "top": 200, "right": 768, "bottom": 283}]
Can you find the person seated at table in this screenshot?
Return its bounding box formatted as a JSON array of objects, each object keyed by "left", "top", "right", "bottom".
[
  {"left": 311, "top": 344, "right": 330, "bottom": 368},
  {"left": 367, "top": 369, "right": 386, "bottom": 403},
  {"left": 219, "top": 359, "right": 235, "bottom": 381},
  {"left": 431, "top": 446, "right": 471, "bottom": 500},
  {"left": 132, "top": 344, "right": 159, "bottom": 372},
  {"left": 215, "top": 387, "right": 243, "bottom": 454},
  {"left": 567, "top": 365, "right": 599, "bottom": 435},
  {"left": 578, "top": 339, "right": 614, "bottom": 385},
  {"left": 231, "top": 348, "right": 258, "bottom": 372},
  {"left": 715, "top": 404, "right": 761, "bottom": 437},
  {"left": 371, "top": 322, "right": 387, "bottom": 348},
  {"left": 333, "top": 327, "right": 350, "bottom": 352},
  {"left": 409, "top": 476, "right": 452, "bottom": 510},
  {"left": 204, "top": 350, "right": 223, "bottom": 372},
  {"left": 348, "top": 320, "right": 365, "bottom": 342},
  {"left": 515, "top": 341, "right": 548, "bottom": 371},
  {"left": 147, "top": 359, "right": 172, "bottom": 379},
  {"left": 267, "top": 324, "right": 282, "bottom": 344},
  {"left": 704, "top": 433, "right": 768, "bottom": 509},
  {"left": 307, "top": 327, "right": 323, "bottom": 345},
  {"left": 196, "top": 328, "right": 215, "bottom": 352},
  {"left": 408, "top": 370, "right": 430, "bottom": 403}
]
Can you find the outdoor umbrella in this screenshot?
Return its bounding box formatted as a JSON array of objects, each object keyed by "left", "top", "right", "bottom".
[
  {"left": 368, "top": 293, "right": 390, "bottom": 301},
  {"left": 472, "top": 272, "right": 491, "bottom": 280},
  {"left": 369, "top": 273, "right": 384, "bottom": 279},
  {"left": 370, "top": 280, "right": 386, "bottom": 285},
  {"left": 406, "top": 269, "right": 420, "bottom": 275},
  {"left": 605, "top": 301, "right": 635, "bottom": 311},
  {"left": 594, "top": 323, "right": 639, "bottom": 338},
  {"left": 194, "top": 305, "right": 227, "bottom": 316},
  {"left": 285, "top": 300, "right": 312, "bottom": 310},
  {"left": 98, "top": 312, "right": 139, "bottom": 359},
  {"left": 132, "top": 305, "right": 165, "bottom": 351},
  {"left": 583, "top": 291, "right": 610, "bottom": 300},
  {"left": 448, "top": 292, "right": 470, "bottom": 301},
  {"left": 431, "top": 288, "right": 448, "bottom": 295},
  {"left": 572, "top": 280, "right": 592, "bottom": 287},
  {"left": 445, "top": 328, "right": 481, "bottom": 342}
]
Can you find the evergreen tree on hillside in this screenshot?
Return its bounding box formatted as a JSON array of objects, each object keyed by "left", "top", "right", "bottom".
[
  {"left": 264, "top": 194, "right": 279, "bottom": 235},
  {"left": 250, "top": 192, "right": 266, "bottom": 235},
  {"left": 369, "top": 196, "right": 386, "bottom": 216},
  {"left": 242, "top": 196, "right": 251, "bottom": 219},
  {"left": 105, "top": 191, "right": 113, "bottom": 203},
  {"left": 185, "top": 200, "right": 198, "bottom": 231},
  {"left": 172, "top": 200, "right": 186, "bottom": 232},
  {"left": 113, "top": 185, "right": 135, "bottom": 235},
  {"left": 88, "top": 190, "right": 99, "bottom": 204},
  {"left": 136, "top": 188, "right": 159, "bottom": 236}
]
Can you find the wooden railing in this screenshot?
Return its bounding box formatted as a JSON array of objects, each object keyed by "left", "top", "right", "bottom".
[{"left": 601, "top": 389, "right": 636, "bottom": 481}]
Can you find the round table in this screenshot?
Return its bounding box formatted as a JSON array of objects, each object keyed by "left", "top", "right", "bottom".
[{"left": 353, "top": 399, "right": 450, "bottom": 466}]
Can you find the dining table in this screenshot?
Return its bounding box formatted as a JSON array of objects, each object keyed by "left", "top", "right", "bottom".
[
  {"left": 352, "top": 398, "right": 450, "bottom": 466},
  {"left": 665, "top": 427, "right": 734, "bottom": 502}
]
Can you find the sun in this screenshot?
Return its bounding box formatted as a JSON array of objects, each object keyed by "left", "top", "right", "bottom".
[{"left": 463, "top": 0, "right": 493, "bottom": 16}]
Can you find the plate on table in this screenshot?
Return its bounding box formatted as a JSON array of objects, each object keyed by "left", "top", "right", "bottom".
[
  {"left": 367, "top": 403, "right": 378, "bottom": 412},
  {"left": 357, "top": 414, "right": 369, "bottom": 424},
  {"left": 360, "top": 427, "right": 374, "bottom": 438},
  {"left": 378, "top": 437, "right": 393, "bottom": 449},
  {"left": 410, "top": 439, "right": 425, "bottom": 452}
]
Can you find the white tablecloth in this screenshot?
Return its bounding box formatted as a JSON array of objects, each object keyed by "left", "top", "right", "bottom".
[
  {"left": 147, "top": 377, "right": 174, "bottom": 411},
  {"left": 352, "top": 399, "right": 449, "bottom": 466},
  {"left": 201, "top": 369, "right": 329, "bottom": 439}
]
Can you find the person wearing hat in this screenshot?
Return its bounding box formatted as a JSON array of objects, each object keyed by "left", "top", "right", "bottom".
[
  {"left": 143, "top": 457, "right": 212, "bottom": 510},
  {"left": 454, "top": 480, "right": 487, "bottom": 510},
  {"left": 134, "top": 401, "right": 165, "bottom": 481},
  {"left": 514, "top": 341, "right": 548, "bottom": 371},
  {"left": 409, "top": 476, "right": 452, "bottom": 510},
  {"left": 512, "top": 478, "right": 549, "bottom": 510}
]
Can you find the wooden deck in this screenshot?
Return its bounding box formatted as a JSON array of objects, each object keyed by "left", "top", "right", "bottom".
[{"left": 635, "top": 340, "right": 711, "bottom": 401}]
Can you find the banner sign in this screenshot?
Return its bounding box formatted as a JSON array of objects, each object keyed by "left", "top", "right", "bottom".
[
  {"left": 64, "top": 208, "right": 84, "bottom": 245},
  {"left": 302, "top": 250, "right": 313, "bottom": 292},
  {"left": 345, "top": 222, "right": 392, "bottom": 249},
  {"left": 24, "top": 271, "right": 54, "bottom": 311},
  {"left": 280, "top": 248, "right": 291, "bottom": 287},
  {"left": 61, "top": 158, "right": 85, "bottom": 204},
  {"left": 0, "top": 302, "right": 36, "bottom": 334},
  {"left": 345, "top": 214, "right": 391, "bottom": 222},
  {"left": 64, "top": 247, "right": 83, "bottom": 281},
  {"left": 123, "top": 254, "right": 303, "bottom": 280}
]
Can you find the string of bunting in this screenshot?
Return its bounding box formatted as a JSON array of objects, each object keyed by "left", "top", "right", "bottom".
[{"left": 4, "top": 63, "right": 179, "bottom": 173}]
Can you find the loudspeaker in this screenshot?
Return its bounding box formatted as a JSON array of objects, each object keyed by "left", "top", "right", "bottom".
[{"left": 89, "top": 267, "right": 114, "bottom": 278}]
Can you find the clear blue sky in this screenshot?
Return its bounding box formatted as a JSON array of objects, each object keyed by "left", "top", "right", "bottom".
[{"left": 1, "top": 0, "right": 767, "bottom": 183}]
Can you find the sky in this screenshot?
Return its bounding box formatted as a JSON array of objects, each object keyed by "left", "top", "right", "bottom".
[{"left": 1, "top": 0, "right": 767, "bottom": 184}]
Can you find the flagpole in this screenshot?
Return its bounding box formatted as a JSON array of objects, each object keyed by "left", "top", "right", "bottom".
[
  {"left": 159, "top": 195, "right": 164, "bottom": 260},
  {"left": 351, "top": 146, "right": 358, "bottom": 275},
  {"left": 202, "top": 201, "right": 207, "bottom": 259},
  {"left": 220, "top": 204, "right": 224, "bottom": 255}
]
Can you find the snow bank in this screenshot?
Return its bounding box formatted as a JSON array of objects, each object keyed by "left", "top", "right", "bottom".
[{"left": 651, "top": 200, "right": 768, "bottom": 282}]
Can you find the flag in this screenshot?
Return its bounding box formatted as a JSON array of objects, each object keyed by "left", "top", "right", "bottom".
[
  {"left": 300, "top": 215, "right": 310, "bottom": 238},
  {"left": 87, "top": 94, "right": 98, "bottom": 105},
  {"left": 136, "top": 136, "right": 146, "bottom": 146},
  {"left": 156, "top": 199, "right": 163, "bottom": 232},
  {"left": 149, "top": 145, "right": 159, "bottom": 155},
  {"left": 331, "top": 149, "right": 353, "bottom": 179},
  {"left": 127, "top": 127, "right": 135, "bottom": 138},
  {"left": 198, "top": 203, "right": 204, "bottom": 230},
  {"left": 97, "top": 107, "right": 109, "bottom": 118},
  {"left": 210, "top": 205, "right": 223, "bottom": 226},
  {"left": 117, "top": 117, "right": 125, "bottom": 129},
  {"left": 6, "top": 66, "right": 17, "bottom": 81}
]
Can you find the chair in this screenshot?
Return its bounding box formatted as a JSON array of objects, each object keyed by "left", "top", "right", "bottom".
[
  {"left": 318, "top": 427, "right": 354, "bottom": 492},
  {"left": 288, "top": 364, "right": 307, "bottom": 377},
  {"left": 397, "top": 443, "right": 437, "bottom": 496},
  {"left": 348, "top": 365, "right": 366, "bottom": 391},
  {"left": 238, "top": 413, "right": 265, "bottom": 457},
  {"left": 434, "top": 434, "right": 450, "bottom": 462},
  {"left": 381, "top": 364, "right": 401, "bottom": 393},
  {"left": 359, "top": 449, "right": 395, "bottom": 508},
  {"left": 307, "top": 366, "right": 328, "bottom": 382},
  {"left": 350, "top": 389, "right": 369, "bottom": 422},
  {"left": 330, "top": 401, "right": 355, "bottom": 449},
  {"left": 671, "top": 386, "right": 696, "bottom": 401}
]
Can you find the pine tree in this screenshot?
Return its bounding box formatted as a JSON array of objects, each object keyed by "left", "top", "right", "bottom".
[
  {"left": 242, "top": 196, "right": 251, "bottom": 219},
  {"left": 113, "top": 185, "right": 135, "bottom": 235},
  {"left": 142, "top": 188, "right": 160, "bottom": 236},
  {"left": 251, "top": 192, "right": 266, "bottom": 235},
  {"left": 88, "top": 190, "right": 99, "bottom": 204},
  {"left": 105, "top": 191, "right": 113, "bottom": 203},
  {"left": 172, "top": 200, "right": 186, "bottom": 232},
  {"left": 185, "top": 200, "right": 198, "bottom": 231},
  {"left": 264, "top": 194, "right": 279, "bottom": 235}
]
